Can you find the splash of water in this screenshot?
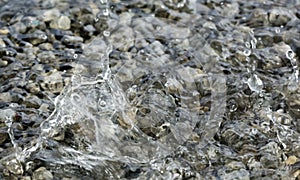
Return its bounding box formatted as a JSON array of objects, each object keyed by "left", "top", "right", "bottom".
[
  {"left": 286, "top": 50, "right": 299, "bottom": 91},
  {"left": 244, "top": 31, "right": 264, "bottom": 93}
]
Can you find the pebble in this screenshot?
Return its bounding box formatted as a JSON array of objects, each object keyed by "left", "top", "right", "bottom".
[
  {"left": 32, "top": 167, "right": 53, "bottom": 180},
  {"left": 0, "top": 38, "right": 6, "bottom": 48},
  {"left": 109, "top": 25, "right": 134, "bottom": 51},
  {"left": 0, "top": 28, "right": 9, "bottom": 35},
  {"left": 0, "top": 59, "right": 8, "bottom": 67},
  {"left": 42, "top": 9, "right": 60, "bottom": 22},
  {"left": 40, "top": 70, "right": 65, "bottom": 93},
  {"left": 50, "top": 15, "right": 71, "bottom": 30},
  {"left": 5, "top": 159, "right": 23, "bottom": 175},
  {"left": 61, "top": 35, "right": 84, "bottom": 44}
]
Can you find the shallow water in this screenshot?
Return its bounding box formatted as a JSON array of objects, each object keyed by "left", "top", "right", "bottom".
[{"left": 0, "top": 0, "right": 300, "bottom": 179}]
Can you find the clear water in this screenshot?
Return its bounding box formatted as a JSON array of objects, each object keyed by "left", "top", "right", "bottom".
[{"left": 1, "top": 0, "right": 299, "bottom": 179}]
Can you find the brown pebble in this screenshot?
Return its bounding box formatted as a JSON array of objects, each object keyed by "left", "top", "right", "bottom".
[
  {"left": 286, "top": 155, "right": 298, "bottom": 165},
  {"left": 0, "top": 29, "right": 9, "bottom": 35}
]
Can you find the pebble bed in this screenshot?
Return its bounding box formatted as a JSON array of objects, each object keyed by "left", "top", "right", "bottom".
[{"left": 0, "top": 0, "right": 300, "bottom": 179}]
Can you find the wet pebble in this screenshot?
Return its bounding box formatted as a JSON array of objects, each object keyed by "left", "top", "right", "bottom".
[
  {"left": 42, "top": 9, "right": 60, "bottom": 22},
  {"left": 20, "top": 30, "right": 48, "bottom": 45},
  {"left": 5, "top": 159, "right": 23, "bottom": 175},
  {"left": 61, "top": 35, "right": 83, "bottom": 45},
  {"left": 268, "top": 8, "right": 293, "bottom": 26},
  {"left": 50, "top": 16, "right": 71, "bottom": 30},
  {"left": 109, "top": 25, "right": 134, "bottom": 51},
  {"left": 39, "top": 70, "right": 65, "bottom": 93},
  {"left": 32, "top": 167, "right": 53, "bottom": 180}
]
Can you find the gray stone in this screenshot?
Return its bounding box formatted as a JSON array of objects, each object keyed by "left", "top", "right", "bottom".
[
  {"left": 32, "top": 167, "right": 53, "bottom": 180},
  {"left": 10, "top": 22, "right": 27, "bottom": 33},
  {"left": 0, "top": 60, "right": 8, "bottom": 67},
  {"left": 40, "top": 70, "right": 64, "bottom": 94},
  {"left": 61, "top": 35, "right": 83, "bottom": 44},
  {"left": 268, "top": 8, "right": 293, "bottom": 26},
  {"left": 109, "top": 25, "right": 134, "bottom": 51},
  {"left": 42, "top": 9, "right": 60, "bottom": 22},
  {"left": 5, "top": 159, "right": 23, "bottom": 175},
  {"left": 50, "top": 15, "right": 71, "bottom": 30},
  {"left": 0, "top": 38, "right": 6, "bottom": 47},
  {"left": 220, "top": 169, "right": 250, "bottom": 180},
  {"left": 0, "top": 109, "right": 16, "bottom": 122}
]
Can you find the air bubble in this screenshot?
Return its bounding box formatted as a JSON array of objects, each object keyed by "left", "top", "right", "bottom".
[
  {"left": 71, "top": 93, "right": 81, "bottom": 103},
  {"left": 250, "top": 39, "right": 257, "bottom": 49},
  {"left": 275, "top": 27, "right": 280, "bottom": 34},
  {"left": 244, "top": 49, "right": 251, "bottom": 56},
  {"left": 227, "top": 98, "right": 238, "bottom": 112},
  {"left": 245, "top": 42, "right": 251, "bottom": 49},
  {"left": 98, "top": 100, "right": 107, "bottom": 107},
  {"left": 286, "top": 50, "right": 294, "bottom": 60},
  {"left": 103, "top": 31, "right": 110, "bottom": 37},
  {"left": 73, "top": 54, "right": 78, "bottom": 59},
  {"left": 247, "top": 74, "right": 263, "bottom": 93},
  {"left": 102, "top": 9, "right": 109, "bottom": 16}
]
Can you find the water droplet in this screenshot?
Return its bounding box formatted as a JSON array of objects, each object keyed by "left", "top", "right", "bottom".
[
  {"left": 286, "top": 50, "right": 294, "bottom": 60},
  {"left": 247, "top": 74, "right": 263, "bottom": 93},
  {"left": 40, "top": 34, "right": 47, "bottom": 40},
  {"left": 99, "top": 100, "right": 107, "bottom": 107},
  {"left": 250, "top": 39, "right": 257, "bottom": 49},
  {"left": 103, "top": 30, "right": 110, "bottom": 37},
  {"left": 71, "top": 93, "right": 81, "bottom": 103},
  {"left": 245, "top": 42, "right": 251, "bottom": 49},
  {"left": 227, "top": 98, "right": 238, "bottom": 112},
  {"left": 244, "top": 49, "right": 251, "bottom": 56},
  {"left": 102, "top": 9, "right": 109, "bottom": 16},
  {"left": 100, "top": 0, "right": 108, "bottom": 4}
]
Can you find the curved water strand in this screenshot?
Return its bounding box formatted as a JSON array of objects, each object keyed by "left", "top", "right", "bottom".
[
  {"left": 286, "top": 50, "right": 299, "bottom": 91},
  {"left": 244, "top": 31, "right": 264, "bottom": 93}
]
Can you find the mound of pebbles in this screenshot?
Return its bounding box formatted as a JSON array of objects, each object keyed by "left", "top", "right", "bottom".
[{"left": 0, "top": 0, "right": 299, "bottom": 179}]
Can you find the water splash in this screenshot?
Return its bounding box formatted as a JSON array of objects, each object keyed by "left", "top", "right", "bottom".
[
  {"left": 286, "top": 50, "right": 299, "bottom": 91},
  {"left": 244, "top": 31, "right": 264, "bottom": 93}
]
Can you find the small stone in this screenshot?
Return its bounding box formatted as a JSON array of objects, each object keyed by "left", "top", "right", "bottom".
[
  {"left": 83, "top": 25, "right": 96, "bottom": 36},
  {"left": 5, "top": 159, "right": 23, "bottom": 175},
  {"left": 32, "top": 167, "right": 53, "bottom": 180},
  {"left": 0, "top": 132, "right": 8, "bottom": 144},
  {"left": 109, "top": 25, "right": 134, "bottom": 51},
  {"left": 226, "top": 161, "right": 246, "bottom": 170},
  {"left": 0, "top": 60, "right": 8, "bottom": 67},
  {"left": 61, "top": 35, "right": 83, "bottom": 44},
  {"left": 25, "top": 82, "right": 41, "bottom": 94},
  {"left": 0, "top": 38, "right": 6, "bottom": 47},
  {"left": 0, "top": 28, "right": 9, "bottom": 35},
  {"left": 50, "top": 15, "right": 71, "bottom": 30},
  {"left": 22, "top": 30, "right": 48, "bottom": 45},
  {"left": 37, "top": 51, "right": 56, "bottom": 63},
  {"left": 260, "top": 154, "right": 279, "bottom": 169},
  {"left": 42, "top": 8, "right": 60, "bottom": 22},
  {"left": 268, "top": 8, "right": 293, "bottom": 26},
  {"left": 38, "top": 43, "right": 53, "bottom": 51},
  {"left": 286, "top": 155, "right": 298, "bottom": 165},
  {"left": 40, "top": 70, "right": 64, "bottom": 93},
  {"left": 220, "top": 169, "right": 250, "bottom": 180},
  {"left": 0, "top": 109, "right": 16, "bottom": 122},
  {"left": 10, "top": 22, "right": 27, "bottom": 33}
]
